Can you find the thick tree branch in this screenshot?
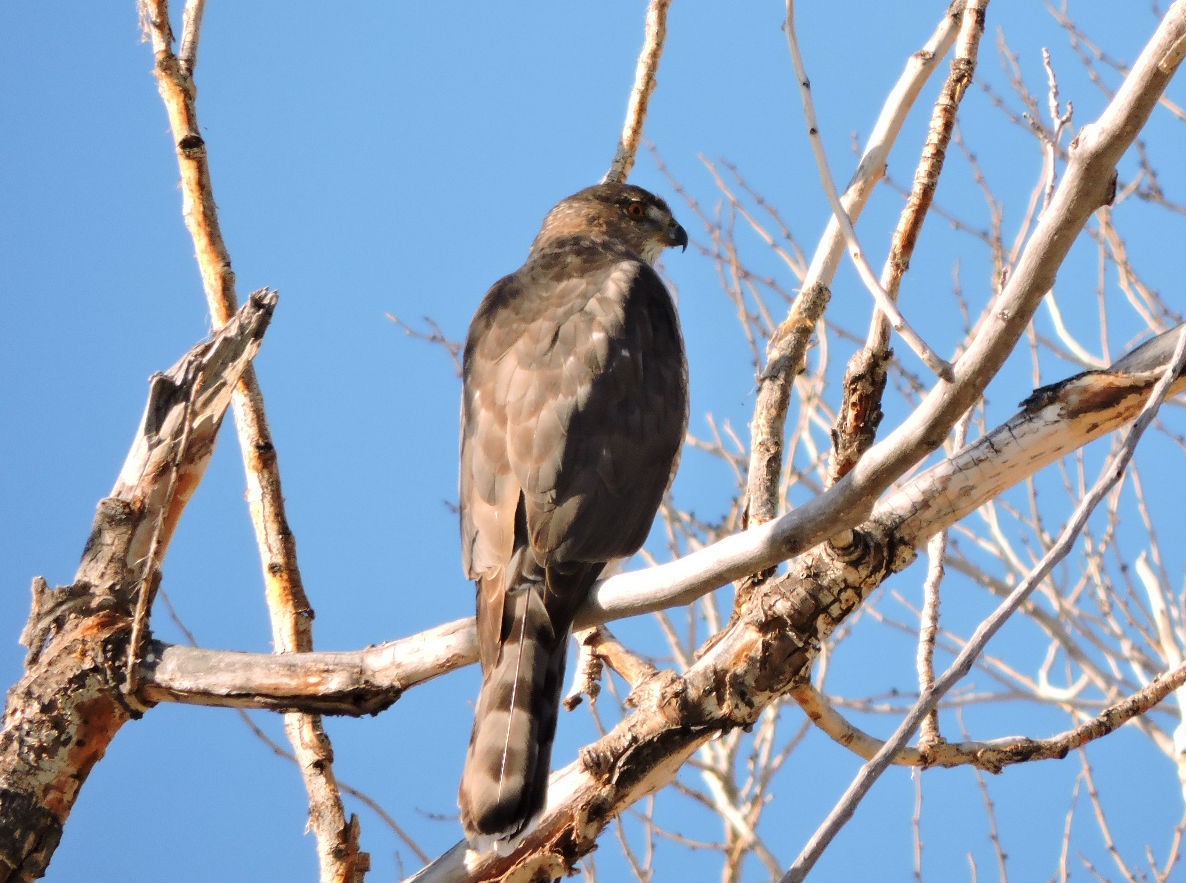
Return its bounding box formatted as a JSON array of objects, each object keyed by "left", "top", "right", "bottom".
[
  {"left": 0, "top": 293, "right": 275, "bottom": 883},
  {"left": 883, "top": 328, "right": 1186, "bottom": 547},
  {"left": 139, "top": 616, "right": 477, "bottom": 713}
]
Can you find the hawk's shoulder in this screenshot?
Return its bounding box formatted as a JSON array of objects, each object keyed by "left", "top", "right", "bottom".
[{"left": 464, "top": 238, "right": 657, "bottom": 366}]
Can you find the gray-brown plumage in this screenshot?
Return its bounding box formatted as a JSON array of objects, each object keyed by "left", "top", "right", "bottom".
[{"left": 458, "top": 183, "right": 689, "bottom": 846}]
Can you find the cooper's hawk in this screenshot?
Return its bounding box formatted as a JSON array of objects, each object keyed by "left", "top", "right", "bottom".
[{"left": 458, "top": 183, "right": 689, "bottom": 845}]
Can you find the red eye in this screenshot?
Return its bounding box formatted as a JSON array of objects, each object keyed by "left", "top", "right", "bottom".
[{"left": 626, "top": 201, "right": 644, "bottom": 218}]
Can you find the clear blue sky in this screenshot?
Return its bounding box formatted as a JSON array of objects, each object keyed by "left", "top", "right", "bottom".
[{"left": 2, "top": 3, "right": 1183, "bottom": 881}]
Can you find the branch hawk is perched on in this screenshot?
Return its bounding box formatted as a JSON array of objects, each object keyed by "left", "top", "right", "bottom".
[{"left": 458, "top": 183, "right": 689, "bottom": 845}]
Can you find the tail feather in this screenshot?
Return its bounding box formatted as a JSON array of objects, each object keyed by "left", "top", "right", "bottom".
[{"left": 459, "top": 553, "right": 600, "bottom": 844}]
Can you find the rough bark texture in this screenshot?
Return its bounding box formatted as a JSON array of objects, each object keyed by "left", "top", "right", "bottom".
[
  {"left": 0, "top": 291, "right": 276, "bottom": 882},
  {"left": 0, "top": 603, "right": 134, "bottom": 883},
  {"left": 743, "top": 283, "right": 831, "bottom": 531},
  {"left": 827, "top": 347, "right": 890, "bottom": 484}
]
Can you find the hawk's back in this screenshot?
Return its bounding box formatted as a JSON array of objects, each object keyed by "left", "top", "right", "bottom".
[
  {"left": 457, "top": 184, "right": 688, "bottom": 845},
  {"left": 461, "top": 236, "right": 687, "bottom": 577}
]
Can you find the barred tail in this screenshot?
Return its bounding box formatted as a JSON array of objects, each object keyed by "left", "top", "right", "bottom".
[{"left": 459, "top": 568, "right": 569, "bottom": 844}]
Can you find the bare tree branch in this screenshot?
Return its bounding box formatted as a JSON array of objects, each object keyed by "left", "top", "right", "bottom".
[
  {"left": 742, "top": 0, "right": 963, "bottom": 545},
  {"left": 784, "top": 0, "right": 955, "bottom": 381},
  {"left": 792, "top": 659, "right": 1186, "bottom": 773},
  {"left": 0, "top": 292, "right": 276, "bottom": 882},
  {"left": 830, "top": 0, "right": 988, "bottom": 484},
  {"left": 137, "top": 2, "right": 366, "bottom": 878},
  {"left": 604, "top": 0, "right": 673, "bottom": 184}
]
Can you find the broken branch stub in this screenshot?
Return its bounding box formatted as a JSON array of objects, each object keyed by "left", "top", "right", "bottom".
[{"left": 0, "top": 289, "right": 277, "bottom": 883}]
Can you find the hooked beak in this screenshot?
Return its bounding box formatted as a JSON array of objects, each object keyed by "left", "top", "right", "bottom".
[{"left": 666, "top": 221, "right": 688, "bottom": 252}]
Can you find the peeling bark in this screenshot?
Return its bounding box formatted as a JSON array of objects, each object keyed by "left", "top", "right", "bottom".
[{"left": 0, "top": 291, "right": 276, "bottom": 882}]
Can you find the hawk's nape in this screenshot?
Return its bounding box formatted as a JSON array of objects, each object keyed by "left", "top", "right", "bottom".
[{"left": 457, "top": 183, "right": 689, "bottom": 847}]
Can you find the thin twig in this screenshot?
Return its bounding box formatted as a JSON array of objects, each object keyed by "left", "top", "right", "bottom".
[
  {"left": 917, "top": 409, "right": 973, "bottom": 750},
  {"left": 958, "top": 708, "right": 1008, "bottom": 880},
  {"left": 386, "top": 313, "right": 464, "bottom": 377},
  {"left": 870, "top": 0, "right": 989, "bottom": 355},
  {"left": 916, "top": 538, "right": 947, "bottom": 750},
  {"left": 911, "top": 771, "right": 924, "bottom": 882},
  {"left": 1079, "top": 747, "right": 1140, "bottom": 882}
]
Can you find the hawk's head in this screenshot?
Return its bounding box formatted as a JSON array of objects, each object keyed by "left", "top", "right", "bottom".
[{"left": 534, "top": 182, "right": 688, "bottom": 264}]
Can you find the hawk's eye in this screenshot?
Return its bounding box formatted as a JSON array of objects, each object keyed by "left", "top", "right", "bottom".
[{"left": 626, "top": 201, "right": 645, "bottom": 219}]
